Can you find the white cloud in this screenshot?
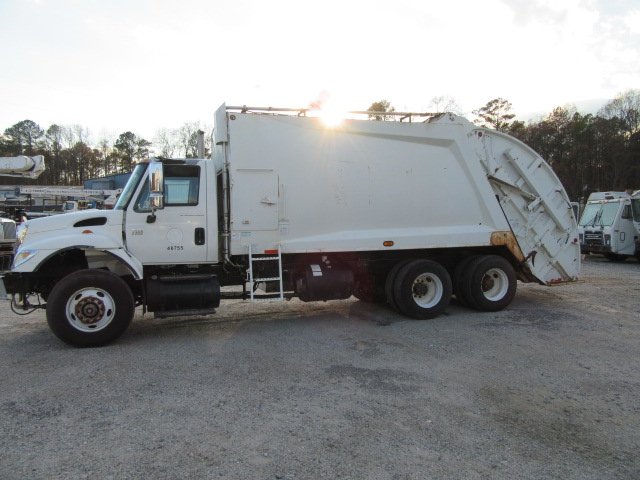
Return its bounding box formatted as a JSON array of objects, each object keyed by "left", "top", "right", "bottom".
[
  {"left": 0, "top": 0, "right": 638, "bottom": 136},
  {"left": 625, "top": 10, "right": 640, "bottom": 33}
]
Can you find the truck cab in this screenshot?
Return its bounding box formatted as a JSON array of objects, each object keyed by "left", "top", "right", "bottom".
[
  {"left": 578, "top": 192, "right": 636, "bottom": 261},
  {"left": 114, "top": 158, "right": 216, "bottom": 265}
]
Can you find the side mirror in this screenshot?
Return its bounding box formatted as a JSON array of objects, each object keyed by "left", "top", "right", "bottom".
[
  {"left": 148, "top": 161, "right": 164, "bottom": 208},
  {"left": 150, "top": 194, "right": 163, "bottom": 210},
  {"left": 146, "top": 161, "right": 164, "bottom": 223}
]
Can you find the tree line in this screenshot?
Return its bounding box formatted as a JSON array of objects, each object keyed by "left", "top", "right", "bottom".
[
  {"left": 368, "top": 90, "right": 640, "bottom": 201},
  {"left": 0, "top": 121, "right": 210, "bottom": 185},
  {"left": 2, "top": 90, "right": 639, "bottom": 201}
]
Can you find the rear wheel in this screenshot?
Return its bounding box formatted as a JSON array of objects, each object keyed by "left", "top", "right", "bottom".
[
  {"left": 461, "top": 255, "right": 516, "bottom": 312},
  {"left": 453, "top": 255, "right": 481, "bottom": 306},
  {"left": 392, "top": 259, "right": 452, "bottom": 319},
  {"left": 384, "top": 259, "right": 413, "bottom": 311},
  {"left": 46, "top": 269, "right": 135, "bottom": 347}
]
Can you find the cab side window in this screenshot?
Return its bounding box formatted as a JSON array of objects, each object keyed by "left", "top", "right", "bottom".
[
  {"left": 134, "top": 164, "right": 200, "bottom": 212},
  {"left": 165, "top": 165, "right": 200, "bottom": 206},
  {"left": 632, "top": 199, "right": 640, "bottom": 222}
]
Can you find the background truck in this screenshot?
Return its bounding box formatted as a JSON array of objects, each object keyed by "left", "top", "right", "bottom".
[
  {"left": 578, "top": 191, "right": 638, "bottom": 261},
  {"left": 0, "top": 155, "right": 45, "bottom": 269},
  {"left": 0, "top": 155, "right": 45, "bottom": 179},
  {"left": 16, "top": 186, "right": 123, "bottom": 215},
  {"left": 633, "top": 190, "right": 640, "bottom": 260},
  {"left": 1, "top": 106, "right": 580, "bottom": 347}
]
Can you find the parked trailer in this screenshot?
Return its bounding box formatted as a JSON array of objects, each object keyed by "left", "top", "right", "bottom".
[{"left": 1, "top": 106, "right": 580, "bottom": 346}]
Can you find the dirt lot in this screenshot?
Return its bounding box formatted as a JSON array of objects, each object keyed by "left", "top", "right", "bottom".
[{"left": 0, "top": 255, "right": 639, "bottom": 479}]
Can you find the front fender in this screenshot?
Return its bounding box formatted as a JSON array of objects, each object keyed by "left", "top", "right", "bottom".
[
  {"left": 13, "top": 231, "right": 142, "bottom": 279},
  {"left": 103, "top": 248, "right": 143, "bottom": 279}
]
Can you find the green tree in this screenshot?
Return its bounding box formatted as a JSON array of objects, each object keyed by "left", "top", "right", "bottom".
[
  {"left": 473, "top": 98, "right": 516, "bottom": 132},
  {"left": 4, "top": 119, "right": 44, "bottom": 154},
  {"left": 44, "top": 124, "right": 64, "bottom": 185},
  {"left": 68, "top": 141, "right": 98, "bottom": 183},
  {"left": 367, "top": 100, "right": 395, "bottom": 121},
  {"left": 114, "top": 132, "right": 150, "bottom": 172}
]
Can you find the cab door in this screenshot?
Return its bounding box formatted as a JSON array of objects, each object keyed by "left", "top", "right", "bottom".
[
  {"left": 125, "top": 163, "right": 208, "bottom": 264},
  {"left": 613, "top": 202, "right": 636, "bottom": 256}
]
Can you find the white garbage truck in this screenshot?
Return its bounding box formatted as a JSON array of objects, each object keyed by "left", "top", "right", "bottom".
[
  {"left": 1, "top": 106, "right": 580, "bottom": 346},
  {"left": 578, "top": 191, "right": 638, "bottom": 261}
]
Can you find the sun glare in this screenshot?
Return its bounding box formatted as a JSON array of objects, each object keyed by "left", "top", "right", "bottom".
[{"left": 318, "top": 108, "right": 345, "bottom": 127}]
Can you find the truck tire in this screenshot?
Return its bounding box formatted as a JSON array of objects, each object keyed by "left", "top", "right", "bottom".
[
  {"left": 46, "top": 269, "right": 135, "bottom": 347},
  {"left": 392, "top": 259, "right": 452, "bottom": 319},
  {"left": 453, "top": 255, "right": 481, "bottom": 307},
  {"left": 604, "top": 253, "right": 627, "bottom": 262},
  {"left": 461, "top": 255, "right": 516, "bottom": 312},
  {"left": 384, "top": 259, "right": 413, "bottom": 312}
]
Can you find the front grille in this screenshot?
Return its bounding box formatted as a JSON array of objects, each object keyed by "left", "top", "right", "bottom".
[
  {"left": 0, "top": 253, "right": 13, "bottom": 272},
  {"left": 0, "top": 240, "right": 13, "bottom": 271},
  {"left": 2, "top": 221, "right": 16, "bottom": 241},
  {"left": 584, "top": 231, "right": 603, "bottom": 245}
]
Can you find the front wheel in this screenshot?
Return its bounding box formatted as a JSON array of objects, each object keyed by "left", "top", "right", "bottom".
[{"left": 46, "top": 269, "right": 135, "bottom": 347}]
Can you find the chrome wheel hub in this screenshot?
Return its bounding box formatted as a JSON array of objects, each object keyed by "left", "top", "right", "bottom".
[{"left": 66, "top": 288, "right": 116, "bottom": 332}]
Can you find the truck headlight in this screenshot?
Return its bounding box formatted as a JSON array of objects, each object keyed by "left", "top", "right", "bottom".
[
  {"left": 15, "top": 224, "right": 28, "bottom": 249},
  {"left": 13, "top": 249, "right": 38, "bottom": 268},
  {"left": 604, "top": 234, "right": 611, "bottom": 245}
]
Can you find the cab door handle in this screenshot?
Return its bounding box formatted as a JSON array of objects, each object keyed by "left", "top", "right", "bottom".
[{"left": 195, "top": 227, "right": 205, "bottom": 245}]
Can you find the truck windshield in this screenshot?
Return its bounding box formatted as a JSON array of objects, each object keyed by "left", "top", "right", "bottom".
[
  {"left": 115, "top": 164, "right": 147, "bottom": 210},
  {"left": 578, "top": 204, "right": 600, "bottom": 226},
  {"left": 599, "top": 202, "right": 620, "bottom": 226},
  {"left": 579, "top": 202, "right": 621, "bottom": 227}
]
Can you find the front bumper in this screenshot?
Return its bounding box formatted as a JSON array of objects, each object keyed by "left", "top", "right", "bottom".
[
  {"left": 1, "top": 272, "right": 37, "bottom": 297},
  {"left": 580, "top": 243, "right": 611, "bottom": 254},
  {"left": 0, "top": 242, "right": 14, "bottom": 271}
]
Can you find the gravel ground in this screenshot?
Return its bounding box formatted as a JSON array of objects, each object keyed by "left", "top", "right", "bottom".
[{"left": 0, "top": 255, "right": 639, "bottom": 479}]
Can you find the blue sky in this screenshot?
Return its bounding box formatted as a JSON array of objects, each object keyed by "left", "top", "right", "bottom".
[{"left": 0, "top": 0, "right": 639, "bottom": 141}]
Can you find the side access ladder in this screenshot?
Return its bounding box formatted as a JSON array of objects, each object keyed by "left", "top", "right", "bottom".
[{"left": 247, "top": 244, "right": 284, "bottom": 302}]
